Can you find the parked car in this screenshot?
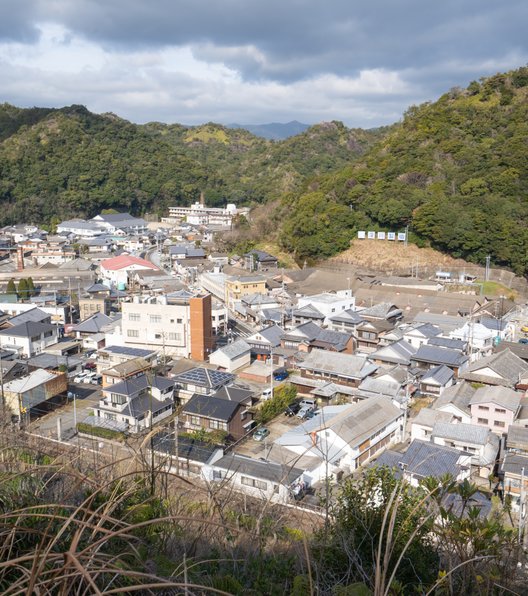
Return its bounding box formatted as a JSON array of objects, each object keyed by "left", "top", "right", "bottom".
[
  {"left": 83, "top": 361, "right": 97, "bottom": 370},
  {"left": 273, "top": 368, "right": 289, "bottom": 381},
  {"left": 300, "top": 398, "right": 316, "bottom": 410},
  {"left": 253, "top": 427, "right": 270, "bottom": 441},
  {"left": 261, "top": 388, "right": 273, "bottom": 401},
  {"left": 297, "top": 406, "right": 314, "bottom": 420},
  {"left": 519, "top": 338, "right": 528, "bottom": 344},
  {"left": 285, "top": 402, "right": 301, "bottom": 416},
  {"left": 89, "top": 374, "right": 102, "bottom": 385},
  {"left": 73, "top": 372, "right": 89, "bottom": 383}
]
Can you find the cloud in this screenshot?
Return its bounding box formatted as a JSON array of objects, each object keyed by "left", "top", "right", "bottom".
[{"left": 0, "top": 1, "right": 526, "bottom": 126}]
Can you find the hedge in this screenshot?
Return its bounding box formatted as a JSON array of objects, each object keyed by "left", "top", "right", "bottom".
[{"left": 77, "top": 422, "right": 125, "bottom": 442}]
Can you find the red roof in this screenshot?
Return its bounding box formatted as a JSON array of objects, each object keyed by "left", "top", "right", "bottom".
[{"left": 101, "top": 255, "right": 159, "bottom": 271}]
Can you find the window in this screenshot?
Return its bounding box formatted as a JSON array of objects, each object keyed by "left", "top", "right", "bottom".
[
  {"left": 241, "top": 476, "right": 267, "bottom": 491},
  {"left": 495, "top": 408, "right": 506, "bottom": 414},
  {"left": 177, "top": 318, "right": 183, "bottom": 324},
  {"left": 209, "top": 419, "right": 226, "bottom": 430},
  {"left": 150, "top": 315, "right": 162, "bottom": 324},
  {"left": 110, "top": 393, "right": 126, "bottom": 405},
  {"left": 477, "top": 417, "right": 488, "bottom": 424},
  {"left": 128, "top": 313, "right": 141, "bottom": 322},
  {"left": 212, "top": 470, "right": 223, "bottom": 480},
  {"left": 494, "top": 420, "right": 506, "bottom": 428},
  {"left": 127, "top": 329, "right": 139, "bottom": 338},
  {"left": 190, "top": 416, "right": 200, "bottom": 426},
  {"left": 168, "top": 332, "right": 181, "bottom": 341},
  {"left": 478, "top": 405, "right": 489, "bottom": 411}
]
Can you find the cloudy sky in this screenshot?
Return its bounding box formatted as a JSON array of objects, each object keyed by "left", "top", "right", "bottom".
[{"left": 0, "top": 0, "right": 526, "bottom": 128}]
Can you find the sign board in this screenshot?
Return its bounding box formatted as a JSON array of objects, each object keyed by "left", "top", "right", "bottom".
[
  {"left": 377, "top": 231, "right": 386, "bottom": 240},
  {"left": 397, "top": 232, "right": 407, "bottom": 241},
  {"left": 367, "top": 231, "right": 376, "bottom": 239},
  {"left": 387, "top": 232, "right": 396, "bottom": 241},
  {"left": 357, "top": 231, "right": 366, "bottom": 239}
]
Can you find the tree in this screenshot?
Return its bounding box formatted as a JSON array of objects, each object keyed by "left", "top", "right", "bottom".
[
  {"left": 17, "top": 278, "right": 28, "bottom": 300},
  {"left": 6, "top": 278, "right": 17, "bottom": 298},
  {"left": 26, "top": 277, "right": 35, "bottom": 297}
]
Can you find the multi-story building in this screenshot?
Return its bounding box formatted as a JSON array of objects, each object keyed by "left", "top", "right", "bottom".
[
  {"left": 121, "top": 293, "right": 214, "bottom": 360},
  {"left": 167, "top": 202, "right": 248, "bottom": 227},
  {"left": 224, "top": 275, "right": 267, "bottom": 310}
]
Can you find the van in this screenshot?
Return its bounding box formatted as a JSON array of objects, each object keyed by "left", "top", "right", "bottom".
[
  {"left": 300, "top": 398, "right": 316, "bottom": 410},
  {"left": 261, "top": 388, "right": 273, "bottom": 401}
]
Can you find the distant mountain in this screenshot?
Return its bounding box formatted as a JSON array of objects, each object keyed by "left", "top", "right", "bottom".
[{"left": 227, "top": 120, "right": 310, "bottom": 140}]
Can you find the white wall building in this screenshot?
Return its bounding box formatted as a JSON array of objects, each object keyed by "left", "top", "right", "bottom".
[{"left": 296, "top": 291, "right": 355, "bottom": 322}]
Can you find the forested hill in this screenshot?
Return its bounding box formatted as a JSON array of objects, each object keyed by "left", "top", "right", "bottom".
[
  {"left": 0, "top": 104, "right": 377, "bottom": 226},
  {"left": 280, "top": 66, "right": 528, "bottom": 276}
]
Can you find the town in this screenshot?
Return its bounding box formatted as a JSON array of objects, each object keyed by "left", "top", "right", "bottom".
[{"left": 1, "top": 201, "right": 528, "bottom": 532}]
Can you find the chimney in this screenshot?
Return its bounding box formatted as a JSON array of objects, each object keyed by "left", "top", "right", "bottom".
[{"left": 16, "top": 247, "right": 24, "bottom": 271}]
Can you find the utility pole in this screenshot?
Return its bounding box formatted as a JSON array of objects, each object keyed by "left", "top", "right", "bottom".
[
  {"left": 485, "top": 255, "right": 491, "bottom": 282},
  {"left": 519, "top": 466, "right": 525, "bottom": 545}
]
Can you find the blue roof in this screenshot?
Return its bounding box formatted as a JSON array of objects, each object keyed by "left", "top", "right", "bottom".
[{"left": 103, "top": 345, "right": 157, "bottom": 357}]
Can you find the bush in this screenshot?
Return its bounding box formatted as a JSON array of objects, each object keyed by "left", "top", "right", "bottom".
[
  {"left": 77, "top": 422, "right": 125, "bottom": 442},
  {"left": 256, "top": 383, "right": 297, "bottom": 424}
]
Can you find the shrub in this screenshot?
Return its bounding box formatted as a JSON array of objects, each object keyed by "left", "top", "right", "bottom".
[{"left": 77, "top": 422, "right": 125, "bottom": 442}]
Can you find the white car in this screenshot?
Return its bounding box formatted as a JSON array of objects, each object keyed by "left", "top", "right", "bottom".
[{"left": 73, "top": 372, "right": 89, "bottom": 383}]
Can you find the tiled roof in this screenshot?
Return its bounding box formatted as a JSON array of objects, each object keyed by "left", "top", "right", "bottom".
[
  {"left": 412, "top": 345, "right": 468, "bottom": 367},
  {"left": 469, "top": 385, "right": 521, "bottom": 412},
  {"left": 212, "top": 453, "right": 303, "bottom": 485},
  {"left": 432, "top": 422, "right": 490, "bottom": 445},
  {"left": 298, "top": 349, "right": 378, "bottom": 379},
  {"left": 183, "top": 394, "right": 241, "bottom": 422},
  {"left": 420, "top": 364, "right": 454, "bottom": 386},
  {"left": 460, "top": 349, "right": 528, "bottom": 387},
  {"left": 101, "top": 255, "right": 158, "bottom": 271},
  {"left": 434, "top": 381, "right": 475, "bottom": 412}
]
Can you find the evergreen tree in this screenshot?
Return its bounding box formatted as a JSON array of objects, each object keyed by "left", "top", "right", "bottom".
[
  {"left": 26, "top": 277, "right": 35, "bottom": 297},
  {"left": 6, "top": 278, "right": 17, "bottom": 297},
  {"left": 18, "top": 278, "right": 28, "bottom": 300}
]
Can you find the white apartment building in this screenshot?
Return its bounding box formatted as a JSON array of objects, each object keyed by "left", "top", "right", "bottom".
[{"left": 296, "top": 291, "right": 355, "bottom": 322}]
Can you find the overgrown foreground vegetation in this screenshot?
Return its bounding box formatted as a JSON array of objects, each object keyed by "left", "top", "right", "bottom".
[{"left": 0, "top": 426, "right": 525, "bottom": 594}]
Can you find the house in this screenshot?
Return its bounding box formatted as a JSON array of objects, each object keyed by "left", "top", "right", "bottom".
[
  {"left": 0, "top": 321, "right": 58, "bottom": 357},
  {"left": 244, "top": 249, "right": 278, "bottom": 271},
  {"left": 151, "top": 432, "right": 223, "bottom": 477},
  {"left": 56, "top": 219, "right": 105, "bottom": 237},
  {"left": 410, "top": 408, "right": 454, "bottom": 442},
  {"left": 202, "top": 453, "right": 304, "bottom": 504},
  {"left": 100, "top": 254, "right": 159, "bottom": 288},
  {"left": 4, "top": 369, "right": 67, "bottom": 419},
  {"left": 95, "top": 374, "right": 174, "bottom": 432},
  {"left": 291, "top": 304, "right": 326, "bottom": 326},
  {"left": 403, "top": 323, "right": 442, "bottom": 349},
  {"left": 432, "top": 381, "right": 475, "bottom": 424},
  {"left": 281, "top": 322, "right": 353, "bottom": 354},
  {"left": 172, "top": 367, "right": 235, "bottom": 404},
  {"left": 418, "top": 365, "right": 454, "bottom": 397},
  {"left": 208, "top": 339, "right": 251, "bottom": 372},
  {"left": 411, "top": 345, "right": 469, "bottom": 377},
  {"left": 276, "top": 395, "right": 404, "bottom": 481},
  {"left": 370, "top": 339, "right": 417, "bottom": 367},
  {"left": 459, "top": 349, "right": 528, "bottom": 389},
  {"left": 96, "top": 345, "right": 158, "bottom": 371},
  {"left": 354, "top": 319, "right": 395, "bottom": 353},
  {"left": 431, "top": 421, "right": 500, "bottom": 477},
  {"left": 327, "top": 308, "right": 364, "bottom": 333},
  {"left": 182, "top": 393, "right": 254, "bottom": 441},
  {"left": 356, "top": 376, "right": 406, "bottom": 406},
  {"left": 358, "top": 302, "right": 402, "bottom": 323},
  {"left": 506, "top": 426, "right": 528, "bottom": 456},
  {"left": 169, "top": 245, "right": 207, "bottom": 260},
  {"left": 469, "top": 385, "right": 521, "bottom": 434},
  {"left": 92, "top": 212, "right": 148, "bottom": 235},
  {"left": 296, "top": 291, "right": 355, "bottom": 322},
  {"left": 500, "top": 453, "right": 528, "bottom": 513},
  {"left": 374, "top": 439, "right": 472, "bottom": 487},
  {"left": 450, "top": 322, "right": 494, "bottom": 361},
  {"left": 101, "top": 357, "right": 152, "bottom": 387},
  {"left": 245, "top": 324, "right": 284, "bottom": 358},
  {"left": 297, "top": 349, "right": 378, "bottom": 388}
]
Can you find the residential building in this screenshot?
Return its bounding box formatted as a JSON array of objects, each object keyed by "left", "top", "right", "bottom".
[
  {"left": 327, "top": 308, "right": 364, "bottom": 333},
  {"left": 0, "top": 321, "right": 58, "bottom": 357},
  {"left": 354, "top": 319, "right": 395, "bottom": 353},
  {"left": 418, "top": 365, "right": 454, "bottom": 397},
  {"left": 101, "top": 357, "right": 152, "bottom": 387},
  {"left": 202, "top": 453, "right": 304, "bottom": 504},
  {"left": 432, "top": 381, "right": 475, "bottom": 424},
  {"left": 296, "top": 291, "right": 355, "bottom": 322},
  {"left": 121, "top": 293, "right": 214, "bottom": 360},
  {"left": 209, "top": 339, "right": 251, "bottom": 372},
  {"left": 4, "top": 369, "right": 67, "bottom": 419},
  {"left": 450, "top": 322, "right": 494, "bottom": 361},
  {"left": 56, "top": 219, "right": 105, "bottom": 237},
  {"left": 375, "top": 440, "right": 472, "bottom": 486},
  {"left": 100, "top": 254, "right": 159, "bottom": 288},
  {"left": 172, "top": 367, "right": 234, "bottom": 404},
  {"left": 297, "top": 349, "right": 378, "bottom": 388},
  {"left": 469, "top": 385, "right": 521, "bottom": 434},
  {"left": 403, "top": 323, "right": 442, "bottom": 349},
  {"left": 244, "top": 249, "right": 278, "bottom": 271},
  {"left": 96, "top": 345, "right": 158, "bottom": 371},
  {"left": 410, "top": 345, "right": 469, "bottom": 377},
  {"left": 459, "top": 349, "right": 528, "bottom": 388},
  {"left": 95, "top": 373, "right": 174, "bottom": 432},
  {"left": 369, "top": 339, "right": 417, "bottom": 367},
  {"left": 224, "top": 275, "right": 267, "bottom": 310},
  {"left": 500, "top": 453, "right": 528, "bottom": 513},
  {"left": 92, "top": 212, "right": 148, "bottom": 235},
  {"left": 78, "top": 296, "right": 112, "bottom": 320},
  {"left": 245, "top": 324, "right": 284, "bottom": 357}
]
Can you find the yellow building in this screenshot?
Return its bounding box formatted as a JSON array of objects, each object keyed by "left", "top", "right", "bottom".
[{"left": 225, "top": 275, "right": 267, "bottom": 310}]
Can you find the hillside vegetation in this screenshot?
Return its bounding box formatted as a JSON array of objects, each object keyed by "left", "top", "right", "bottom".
[
  {"left": 0, "top": 106, "right": 377, "bottom": 226},
  {"left": 280, "top": 66, "right": 528, "bottom": 275}
]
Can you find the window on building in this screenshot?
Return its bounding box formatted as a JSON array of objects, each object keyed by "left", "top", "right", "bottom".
[
  {"left": 150, "top": 315, "right": 162, "bottom": 324},
  {"left": 212, "top": 470, "right": 223, "bottom": 480},
  {"left": 241, "top": 476, "right": 267, "bottom": 490},
  {"left": 168, "top": 332, "right": 181, "bottom": 341},
  {"left": 494, "top": 420, "right": 506, "bottom": 428},
  {"left": 495, "top": 408, "right": 506, "bottom": 414},
  {"left": 110, "top": 393, "right": 126, "bottom": 405},
  {"left": 190, "top": 416, "right": 200, "bottom": 426},
  {"left": 177, "top": 318, "right": 183, "bottom": 324},
  {"left": 478, "top": 405, "right": 489, "bottom": 411},
  {"left": 127, "top": 329, "right": 139, "bottom": 338},
  {"left": 128, "top": 313, "right": 141, "bottom": 322},
  {"left": 209, "top": 419, "right": 226, "bottom": 430},
  {"left": 477, "top": 417, "right": 488, "bottom": 424}
]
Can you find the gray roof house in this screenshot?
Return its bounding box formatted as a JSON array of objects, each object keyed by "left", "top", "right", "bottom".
[
  {"left": 411, "top": 345, "right": 469, "bottom": 375},
  {"left": 418, "top": 365, "right": 454, "bottom": 397},
  {"left": 370, "top": 339, "right": 417, "bottom": 366},
  {"left": 459, "top": 349, "right": 528, "bottom": 388},
  {"left": 297, "top": 349, "right": 378, "bottom": 387},
  {"left": 432, "top": 381, "right": 475, "bottom": 423},
  {"left": 374, "top": 439, "right": 471, "bottom": 486},
  {"left": 208, "top": 339, "right": 251, "bottom": 372}
]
